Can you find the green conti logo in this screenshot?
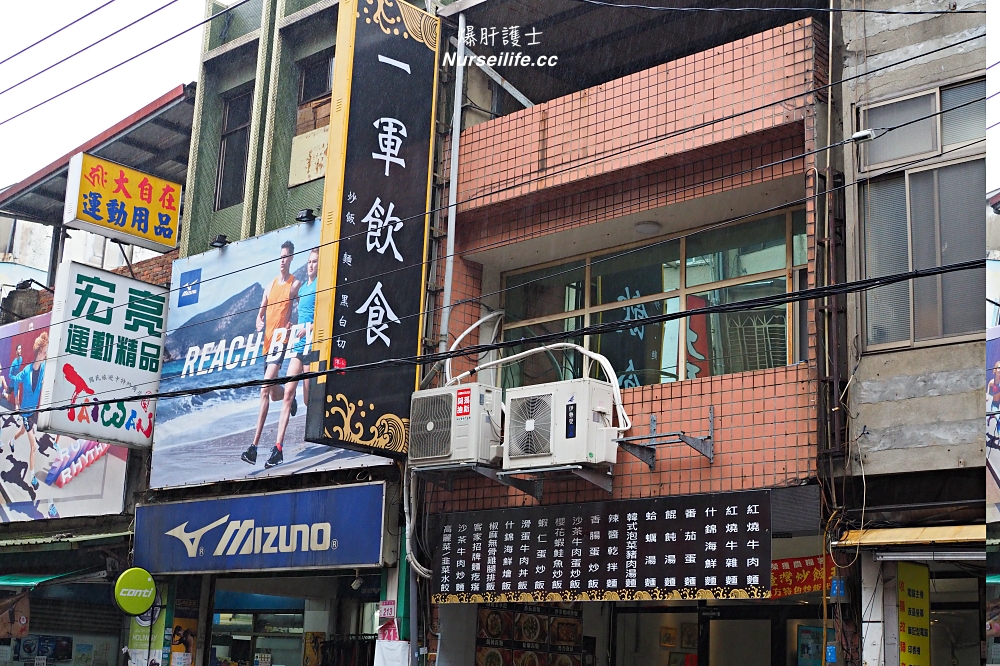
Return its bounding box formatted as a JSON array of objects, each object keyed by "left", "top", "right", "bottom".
[{"left": 114, "top": 567, "right": 156, "bottom": 615}]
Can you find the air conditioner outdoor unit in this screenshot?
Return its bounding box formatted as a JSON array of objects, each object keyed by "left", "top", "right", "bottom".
[
  {"left": 408, "top": 383, "right": 502, "bottom": 466},
  {"left": 503, "top": 378, "right": 619, "bottom": 470}
]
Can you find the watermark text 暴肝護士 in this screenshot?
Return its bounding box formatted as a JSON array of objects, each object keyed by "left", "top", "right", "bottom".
[{"left": 447, "top": 24, "right": 558, "bottom": 67}]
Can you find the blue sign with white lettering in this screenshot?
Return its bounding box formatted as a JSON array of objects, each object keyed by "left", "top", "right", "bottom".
[
  {"left": 177, "top": 268, "right": 201, "bottom": 307},
  {"left": 134, "top": 483, "right": 385, "bottom": 573}
]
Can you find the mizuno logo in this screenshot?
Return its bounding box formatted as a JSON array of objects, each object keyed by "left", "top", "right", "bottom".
[
  {"left": 165, "top": 515, "right": 337, "bottom": 558},
  {"left": 165, "top": 515, "right": 230, "bottom": 557}
]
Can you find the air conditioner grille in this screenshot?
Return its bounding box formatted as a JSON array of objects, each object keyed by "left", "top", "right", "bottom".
[
  {"left": 508, "top": 393, "right": 552, "bottom": 457},
  {"left": 410, "top": 393, "right": 453, "bottom": 459}
]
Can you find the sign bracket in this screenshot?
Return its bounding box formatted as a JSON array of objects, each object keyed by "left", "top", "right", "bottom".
[{"left": 615, "top": 407, "right": 715, "bottom": 469}]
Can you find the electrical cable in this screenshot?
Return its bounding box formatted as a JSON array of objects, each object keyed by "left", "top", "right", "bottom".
[
  {"left": 3, "top": 257, "right": 983, "bottom": 418},
  {"left": 15, "top": 134, "right": 986, "bottom": 402},
  {"left": 0, "top": 0, "right": 117, "bottom": 67},
  {"left": 0, "top": 0, "right": 253, "bottom": 128},
  {"left": 0, "top": 0, "right": 181, "bottom": 99},
  {"left": 567, "top": 0, "right": 984, "bottom": 14}
]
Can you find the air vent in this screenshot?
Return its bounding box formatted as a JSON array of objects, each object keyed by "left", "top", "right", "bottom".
[
  {"left": 409, "top": 392, "right": 453, "bottom": 460},
  {"left": 508, "top": 393, "right": 552, "bottom": 457}
]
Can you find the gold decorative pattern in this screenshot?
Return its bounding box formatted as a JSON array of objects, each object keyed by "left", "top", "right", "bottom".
[
  {"left": 363, "top": 0, "right": 438, "bottom": 50},
  {"left": 431, "top": 586, "right": 770, "bottom": 604},
  {"left": 325, "top": 393, "right": 409, "bottom": 452}
]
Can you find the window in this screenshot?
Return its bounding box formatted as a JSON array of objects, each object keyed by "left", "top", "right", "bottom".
[
  {"left": 296, "top": 54, "right": 334, "bottom": 136},
  {"left": 863, "top": 158, "right": 985, "bottom": 347},
  {"left": 859, "top": 78, "right": 985, "bottom": 170},
  {"left": 500, "top": 208, "right": 808, "bottom": 389},
  {"left": 215, "top": 90, "right": 253, "bottom": 210}
]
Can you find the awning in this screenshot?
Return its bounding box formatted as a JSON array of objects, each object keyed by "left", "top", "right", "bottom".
[
  {"left": 832, "top": 525, "right": 985, "bottom": 548},
  {"left": 0, "top": 530, "right": 131, "bottom": 551},
  {"left": 988, "top": 574, "right": 1000, "bottom": 585},
  {"left": 0, "top": 569, "right": 105, "bottom": 590}
]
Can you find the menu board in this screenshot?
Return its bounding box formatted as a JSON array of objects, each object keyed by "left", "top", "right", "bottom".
[
  {"left": 432, "top": 491, "right": 770, "bottom": 603},
  {"left": 475, "top": 603, "right": 583, "bottom": 666}
]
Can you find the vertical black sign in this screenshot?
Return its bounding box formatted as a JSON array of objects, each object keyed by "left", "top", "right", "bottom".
[
  {"left": 430, "top": 490, "right": 770, "bottom": 603},
  {"left": 308, "top": 0, "right": 440, "bottom": 457}
]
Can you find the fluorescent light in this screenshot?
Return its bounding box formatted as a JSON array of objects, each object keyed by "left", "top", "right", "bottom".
[{"left": 873, "top": 551, "right": 985, "bottom": 562}]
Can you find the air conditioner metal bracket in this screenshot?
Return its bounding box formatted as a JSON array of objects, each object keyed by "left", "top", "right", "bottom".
[
  {"left": 497, "top": 464, "right": 612, "bottom": 495},
  {"left": 411, "top": 462, "right": 542, "bottom": 499},
  {"left": 615, "top": 408, "right": 714, "bottom": 469}
]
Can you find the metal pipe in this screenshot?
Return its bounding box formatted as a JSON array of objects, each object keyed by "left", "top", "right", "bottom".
[{"left": 438, "top": 12, "right": 466, "bottom": 355}]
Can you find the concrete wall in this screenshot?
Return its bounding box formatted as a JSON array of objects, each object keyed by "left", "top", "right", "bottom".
[
  {"left": 838, "top": 0, "right": 986, "bottom": 475},
  {"left": 849, "top": 342, "right": 984, "bottom": 475}
]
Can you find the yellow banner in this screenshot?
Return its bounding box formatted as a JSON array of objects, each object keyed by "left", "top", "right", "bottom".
[
  {"left": 64, "top": 152, "right": 181, "bottom": 251},
  {"left": 898, "top": 561, "right": 930, "bottom": 666}
]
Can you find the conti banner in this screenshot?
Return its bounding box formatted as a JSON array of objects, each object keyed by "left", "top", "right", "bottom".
[
  {"left": 64, "top": 153, "right": 181, "bottom": 252},
  {"left": 307, "top": 0, "right": 440, "bottom": 458}
]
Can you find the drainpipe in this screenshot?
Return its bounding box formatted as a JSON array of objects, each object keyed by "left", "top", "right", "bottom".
[{"left": 438, "top": 12, "right": 466, "bottom": 355}]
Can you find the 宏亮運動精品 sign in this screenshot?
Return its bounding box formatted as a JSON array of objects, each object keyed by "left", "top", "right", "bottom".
[
  {"left": 63, "top": 152, "right": 181, "bottom": 252},
  {"left": 308, "top": 0, "right": 440, "bottom": 458},
  {"left": 38, "top": 262, "right": 167, "bottom": 448}
]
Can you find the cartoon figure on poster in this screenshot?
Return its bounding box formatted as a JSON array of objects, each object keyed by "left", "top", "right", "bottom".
[
  {"left": 152, "top": 222, "right": 388, "bottom": 489},
  {"left": 0, "top": 313, "right": 127, "bottom": 523}
]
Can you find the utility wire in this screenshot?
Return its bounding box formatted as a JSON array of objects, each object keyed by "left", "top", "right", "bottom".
[
  {"left": 0, "top": 0, "right": 252, "bottom": 128},
  {"left": 4, "top": 258, "right": 983, "bottom": 419},
  {"left": 23, "top": 137, "right": 984, "bottom": 409},
  {"left": 0, "top": 0, "right": 116, "bottom": 67},
  {"left": 567, "top": 0, "right": 984, "bottom": 13},
  {"left": 20, "top": 113, "right": 983, "bottom": 377},
  {"left": 0, "top": 0, "right": 181, "bottom": 99}
]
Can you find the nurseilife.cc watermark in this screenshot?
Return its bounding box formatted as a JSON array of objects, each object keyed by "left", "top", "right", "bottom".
[{"left": 444, "top": 24, "right": 559, "bottom": 67}]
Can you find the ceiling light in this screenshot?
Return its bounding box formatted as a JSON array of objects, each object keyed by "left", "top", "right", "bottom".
[
  {"left": 296, "top": 209, "right": 317, "bottom": 223},
  {"left": 634, "top": 220, "right": 662, "bottom": 235},
  {"left": 873, "top": 551, "right": 984, "bottom": 562},
  {"left": 209, "top": 234, "right": 229, "bottom": 249}
]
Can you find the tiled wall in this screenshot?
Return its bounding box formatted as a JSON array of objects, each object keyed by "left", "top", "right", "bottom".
[{"left": 453, "top": 19, "right": 826, "bottom": 213}]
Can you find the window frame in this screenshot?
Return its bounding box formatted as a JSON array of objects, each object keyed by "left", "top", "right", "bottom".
[
  {"left": 298, "top": 52, "right": 335, "bottom": 105},
  {"left": 214, "top": 88, "right": 254, "bottom": 211},
  {"left": 857, "top": 75, "right": 986, "bottom": 172},
  {"left": 861, "top": 154, "right": 986, "bottom": 353},
  {"left": 499, "top": 206, "right": 807, "bottom": 387}
]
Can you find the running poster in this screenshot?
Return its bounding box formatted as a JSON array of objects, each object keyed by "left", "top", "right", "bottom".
[
  {"left": 0, "top": 313, "right": 127, "bottom": 522},
  {"left": 988, "top": 325, "right": 1000, "bottom": 524},
  {"left": 150, "top": 221, "right": 391, "bottom": 489}
]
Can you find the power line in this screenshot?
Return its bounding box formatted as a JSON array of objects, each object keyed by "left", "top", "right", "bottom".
[
  {"left": 22, "top": 136, "right": 983, "bottom": 408},
  {"left": 0, "top": 0, "right": 181, "bottom": 99},
  {"left": 5, "top": 257, "right": 983, "bottom": 418},
  {"left": 0, "top": 0, "right": 117, "bottom": 67},
  {"left": 0, "top": 0, "right": 253, "bottom": 128},
  {"left": 567, "top": 0, "right": 984, "bottom": 13}
]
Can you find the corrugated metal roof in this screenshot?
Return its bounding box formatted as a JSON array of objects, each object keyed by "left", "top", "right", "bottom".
[
  {"left": 0, "top": 530, "right": 132, "bottom": 548},
  {"left": 832, "top": 525, "right": 986, "bottom": 548}
]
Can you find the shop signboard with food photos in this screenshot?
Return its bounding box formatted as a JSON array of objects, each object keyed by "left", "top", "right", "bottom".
[{"left": 476, "top": 603, "right": 582, "bottom": 666}]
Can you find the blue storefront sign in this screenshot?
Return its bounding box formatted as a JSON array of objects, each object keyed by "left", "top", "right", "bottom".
[{"left": 135, "top": 483, "right": 385, "bottom": 574}]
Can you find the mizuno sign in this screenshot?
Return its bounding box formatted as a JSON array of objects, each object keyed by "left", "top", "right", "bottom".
[{"left": 134, "top": 484, "right": 385, "bottom": 574}]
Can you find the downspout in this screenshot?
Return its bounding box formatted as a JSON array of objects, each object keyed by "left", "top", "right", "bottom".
[
  {"left": 438, "top": 12, "right": 466, "bottom": 355},
  {"left": 821, "top": 0, "right": 834, "bottom": 654}
]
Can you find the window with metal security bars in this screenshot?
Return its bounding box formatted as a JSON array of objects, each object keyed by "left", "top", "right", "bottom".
[
  {"left": 862, "top": 158, "right": 985, "bottom": 348},
  {"left": 858, "top": 78, "right": 985, "bottom": 171},
  {"left": 500, "top": 207, "right": 807, "bottom": 389},
  {"left": 215, "top": 90, "right": 253, "bottom": 210}
]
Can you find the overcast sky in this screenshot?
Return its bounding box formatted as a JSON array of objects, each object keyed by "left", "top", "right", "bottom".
[{"left": 0, "top": 0, "right": 204, "bottom": 190}]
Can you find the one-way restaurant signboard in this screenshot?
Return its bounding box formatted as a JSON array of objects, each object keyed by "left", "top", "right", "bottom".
[
  {"left": 307, "top": 0, "right": 440, "bottom": 458},
  {"left": 64, "top": 152, "right": 181, "bottom": 252},
  {"left": 430, "top": 491, "right": 771, "bottom": 603},
  {"left": 38, "top": 261, "right": 167, "bottom": 448}
]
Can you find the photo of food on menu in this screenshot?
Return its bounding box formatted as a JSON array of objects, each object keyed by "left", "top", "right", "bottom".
[{"left": 475, "top": 603, "right": 583, "bottom": 666}]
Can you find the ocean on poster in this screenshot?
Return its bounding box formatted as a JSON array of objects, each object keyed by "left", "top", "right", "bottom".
[{"left": 150, "top": 221, "right": 391, "bottom": 489}]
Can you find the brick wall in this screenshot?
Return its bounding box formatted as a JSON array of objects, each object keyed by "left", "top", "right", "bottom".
[{"left": 452, "top": 19, "right": 826, "bottom": 214}]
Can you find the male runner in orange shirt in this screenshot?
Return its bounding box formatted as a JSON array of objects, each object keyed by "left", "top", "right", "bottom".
[{"left": 242, "top": 240, "right": 301, "bottom": 469}]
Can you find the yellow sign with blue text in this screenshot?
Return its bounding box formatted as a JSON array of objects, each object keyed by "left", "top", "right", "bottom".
[{"left": 64, "top": 152, "right": 181, "bottom": 252}]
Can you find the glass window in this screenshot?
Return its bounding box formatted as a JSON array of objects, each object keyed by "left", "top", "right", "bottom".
[
  {"left": 592, "top": 298, "right": 680, "bottom": 387},
  {"left": 590, "top": 240, "right": 680, "bottom": 305},
  {"left": 501, "top": 319, "right": 583, "bottom": 389},
  {"left": 504, "top": 261, "right": 585, "bottom": 323},
  {"left": 254, "top": 613, "right": 304, "bottom": 634},
  {"left": 213, "top": 613, "right": 254, "bottom": 633},
  {"left": 686, "top": 278, "right": 787, "bottom": 378},
  {"left": 685, "top": 214, "right": 786, "bottom": 286},
  {"left": 864, "top": 92, "right": 937, "bottom": 165},
  {"left": 863, "top": 159, "right": 985, "bottom": 346},
  {"left": 501, "top": 208, "right": 806, "bottom": 388},
  {"left": 941, "top": 78, "right": 985, "bottom": 146},
  {"left": 300, "top": 57, "right": 332, "bottom": 104},
  {"left": 216, "top": 91, "right": 253, "bottom": 210}
]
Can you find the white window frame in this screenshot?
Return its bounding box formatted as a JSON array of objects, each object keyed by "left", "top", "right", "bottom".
[{"left": 861, "top": 154, "right": 986, "bottom": 353}]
